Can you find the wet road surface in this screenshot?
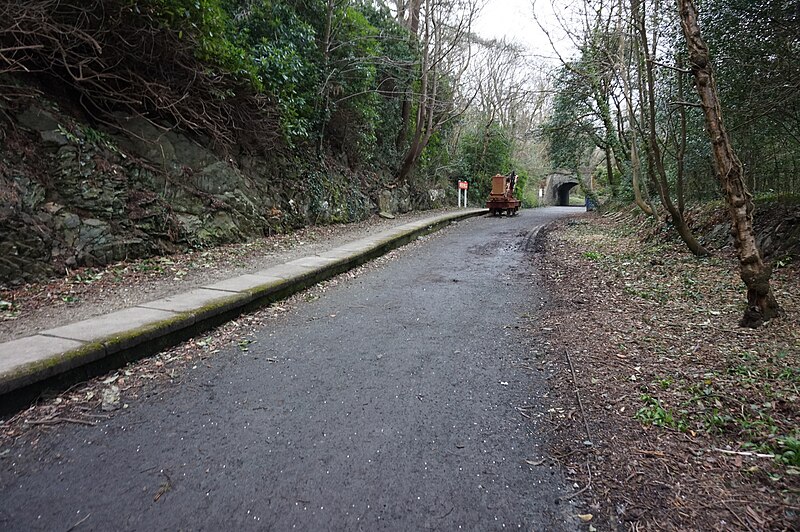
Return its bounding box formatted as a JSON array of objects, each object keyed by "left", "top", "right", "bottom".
[{"left": 1, "top": 207, "right": 578, "bottom": 530}]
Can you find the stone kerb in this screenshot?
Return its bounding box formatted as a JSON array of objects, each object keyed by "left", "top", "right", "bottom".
[{"left": 0, "top": 208, "right": 488, "bottom": 403}]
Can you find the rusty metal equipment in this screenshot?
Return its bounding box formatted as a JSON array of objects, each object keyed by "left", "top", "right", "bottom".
[{"left": 486, "top": 173, "right": 520, "bottom": 216}]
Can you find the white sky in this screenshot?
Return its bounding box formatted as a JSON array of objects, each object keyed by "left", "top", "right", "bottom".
[{"left": 473, "top": 0, "right": 577, "bottom": 64}]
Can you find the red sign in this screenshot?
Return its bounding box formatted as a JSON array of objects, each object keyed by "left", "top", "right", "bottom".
[{"left": 458, "top": 180, "right": 468, "bottom": 190}]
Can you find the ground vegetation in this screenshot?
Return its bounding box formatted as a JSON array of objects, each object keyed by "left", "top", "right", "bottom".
[{"left": 534, "top": 210, "right": 799, "bottom": 530}]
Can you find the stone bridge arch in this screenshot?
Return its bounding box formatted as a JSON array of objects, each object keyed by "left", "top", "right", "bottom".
[{"left": 542, "top": 171, "right": 580, "bottom": 206}]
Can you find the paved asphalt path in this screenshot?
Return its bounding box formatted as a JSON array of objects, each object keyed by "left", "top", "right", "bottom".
[{"left": 1, "top": 207, "right": 578, "bottom": 531}]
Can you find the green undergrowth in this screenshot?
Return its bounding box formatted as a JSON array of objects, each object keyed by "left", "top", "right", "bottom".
[
  {"left": 637, "top": 347, "right": 800, "bottom": 468},
  {"left": 562, "top": 210, "right": 800, "bottom": 474}
]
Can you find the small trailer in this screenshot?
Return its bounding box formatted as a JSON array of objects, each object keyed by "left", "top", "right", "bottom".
[{"left": 486, "top": 173, "right": 521, "bottom": 216}]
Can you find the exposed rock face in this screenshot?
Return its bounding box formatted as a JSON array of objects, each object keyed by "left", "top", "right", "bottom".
[
  {"left": 0, "top": 104, "right": 438, "bottom": 286},
  {"left": 701, "top": 203, "right": 800, "bottom": 261},
  {"left": 378, "top": 187, "right": 412, "bottom": 215}
]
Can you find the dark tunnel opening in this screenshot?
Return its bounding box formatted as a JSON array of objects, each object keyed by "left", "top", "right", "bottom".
[{"left": 556, "top": 182, "right": 579, "bottom": 206}]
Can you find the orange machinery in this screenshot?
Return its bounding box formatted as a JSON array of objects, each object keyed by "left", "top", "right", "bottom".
[{"left": 486, "top": 173, "right": 520, "bottom": 216}]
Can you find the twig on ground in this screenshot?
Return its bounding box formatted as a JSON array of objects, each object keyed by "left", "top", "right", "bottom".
[
  {"left": 624, "top": 471, "right": 643, "bottom": 482},
  {"left": 713, "top": 448, "right": 775, "bottom": 459},
  {"left": 65, "top": 512, "right": 91, "bottom": 531},
  {"left": 723, "top": 502, "right": 757, "bottom": 532},
  {"left": 516, "top": 407, "right": 532, "bottom": 419},
  {"left": 557, "top": 327, "right": 594, "bottom": 501},
  {"left": 559, "top": 460, "right": 593, "bottom": 501},
  {"left": 153, "top": 472, "right": 172, "bottom": 502},
  {"left": 26, "top": 417, "right": 95, "bottom": 426},
  {"left": 561, "top": 344, "right": 592, "bottom": 443},
  {"left": 637, "top": 449, "right": 666, "bottom": 457}
]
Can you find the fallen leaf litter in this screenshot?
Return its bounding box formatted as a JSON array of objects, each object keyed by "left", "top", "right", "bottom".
[{"left": 533, "top": 211, "right": 799, "bottom": 531}]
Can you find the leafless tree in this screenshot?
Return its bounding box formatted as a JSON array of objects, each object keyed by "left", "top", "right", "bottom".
[
  {"left": 631, "top": 0, "right": 708, "bottom": 255},
  {"left": 677, "top": 0, "right": 781, "bottom": 326},
  {"left": 394, "top": 0, "right": 481, "bottom": 182}
]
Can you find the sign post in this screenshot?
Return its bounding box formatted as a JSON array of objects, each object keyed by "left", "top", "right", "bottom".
[{"left": 458, "top": 180, "right": 468, "bottom": 208}]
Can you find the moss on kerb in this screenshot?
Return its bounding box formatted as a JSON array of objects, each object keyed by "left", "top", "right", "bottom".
[
  {"left": 151, "top": 291, "right": 255, "bottom": 321},
  {"left": 191, "top": 292, "right": 253, "bottom": 315},
  {"left": 0, "top": 340, "right": 105, "bottom": 388},
  {"left": 217, "top": 291, "right": 252, "bottom": 307},
  {"left": 97, "top": 280, "right": 290, "bottom": 352},
  {"left": 243, "top": 277, "right": 293, "bottom": 298},
  {"left": 101, "top": 312, "right": 195, "bottom": 353}
]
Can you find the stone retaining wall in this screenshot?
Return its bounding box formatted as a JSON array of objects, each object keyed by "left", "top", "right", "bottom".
[{"left": 0, "top": 103, "right": 447, "bottom": 286}]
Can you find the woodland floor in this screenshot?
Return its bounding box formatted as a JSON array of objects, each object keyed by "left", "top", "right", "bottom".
[{"left": 534, "top": 211, "right": 799, "bottom": 531}]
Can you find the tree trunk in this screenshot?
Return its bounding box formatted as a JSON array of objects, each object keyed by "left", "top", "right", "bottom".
[
  {"left": 629, "top": 114, "right": 654, "bottom": 215},
  {"left": 396, "top": 99, "right": 412, "bottom": 150},
  {"left": 634, "top": 0, "right": 708, "bottom": 256},
  {"left": 619, "top": 3, "right": 654, "bottom": 217},
  {"left": 317, "top": 0, "right": 336, "bottom": 155},
  {"left": 604, "top": 149, "right": 615, "bottom": 198},
  {"left": 397, "top": 133, "right": 423, "bottom": 182},
  {"left": 592, "top": 83, "right": 624, "bottom": 198},
  {"left": 676, "top": 53, "right": 687, "bottom": 215},
  {"left": 395, "top": 0, "right": 406, "bottom": 23},
  {"left": 396, "top": 0, "right": 423, "bottom": 150},
  {"left": 677, "top": 0, "right": 782, "bottom": 327}
]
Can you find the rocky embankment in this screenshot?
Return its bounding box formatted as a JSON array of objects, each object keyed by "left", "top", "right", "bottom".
[
  {"left": 696, "top": 200, "right": 800, "bottom": 260},
  {"left": 1, "top": 102, "right": 446, "bottom": 286}
]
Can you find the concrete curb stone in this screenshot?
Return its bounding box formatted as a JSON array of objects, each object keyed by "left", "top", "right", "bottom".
[{"left": 0, "top": 209, "right": 486, "bottom": 402}]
